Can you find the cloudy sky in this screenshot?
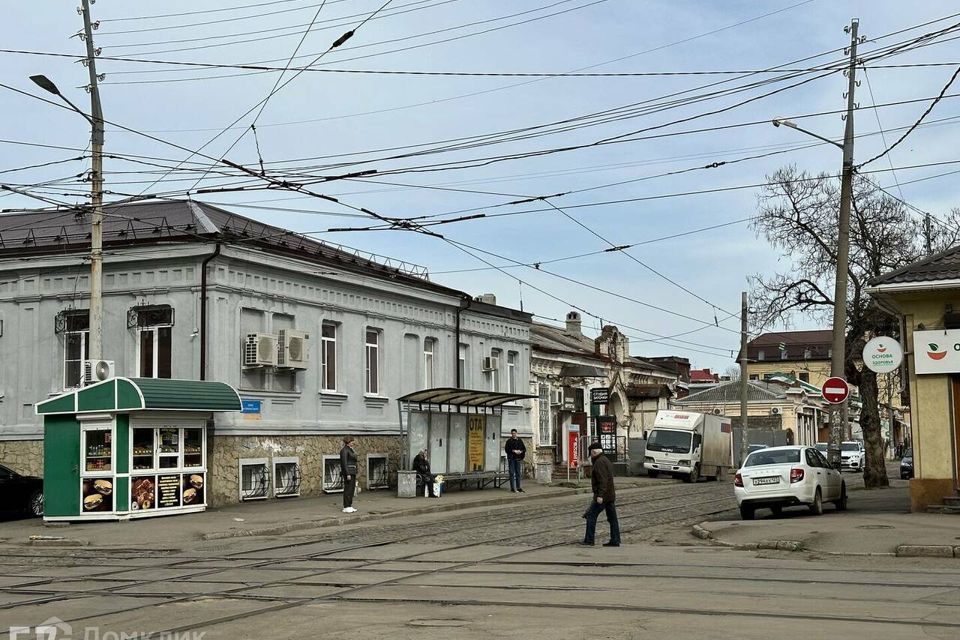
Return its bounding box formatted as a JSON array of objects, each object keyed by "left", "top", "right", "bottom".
[{"left": 2, "top": 0, "right": 958, "bottom": 371}]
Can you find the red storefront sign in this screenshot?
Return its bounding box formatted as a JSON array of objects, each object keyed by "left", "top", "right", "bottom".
[{"left": 568, "top": 430, "right": 579, "bottom": 468}]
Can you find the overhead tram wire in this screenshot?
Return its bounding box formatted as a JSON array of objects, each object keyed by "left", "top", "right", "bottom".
[
  {"left": 99, "top": 0, "right": 413, "bottom": 34},
  {"left": 100, "top": 0, "right": 454, "bottom": 49},
  {"left": 104, "top": 0, "right": 610, "bottom": 61},
  {"left": 100, "top": 0, "right": 336, "bottom": 23},
  {"left": 135, "top": 0, "right": 398, "bottom": 204},
  {"left": 180, "top": 0, "right": 337, "bottom": 192}
]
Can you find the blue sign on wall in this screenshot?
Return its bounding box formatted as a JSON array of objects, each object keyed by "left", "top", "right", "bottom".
[{"left": 241, "top": 399, "right": 262, "bottom": 414}]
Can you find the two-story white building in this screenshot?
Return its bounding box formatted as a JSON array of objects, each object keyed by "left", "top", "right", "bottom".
[{"left": 0, "top": 200, "right": 532, "bottom": 504}]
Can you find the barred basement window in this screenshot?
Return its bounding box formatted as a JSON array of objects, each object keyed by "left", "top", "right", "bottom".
[{"left": 238, "top": 459, "right": 269, "bottom": 501}]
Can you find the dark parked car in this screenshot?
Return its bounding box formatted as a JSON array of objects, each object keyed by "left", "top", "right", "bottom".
[
  {"left": 900, "top": 448, "right": 914, "bottom": 480},
  {"left": 0, "top": 464, "right": 43, "bottom": 517}
]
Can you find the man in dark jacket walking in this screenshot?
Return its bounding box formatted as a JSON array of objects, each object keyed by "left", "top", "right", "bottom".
[
  {"left": 340, "top": 436, "right": 359, "bottom": 513},
  {"left": 580, "top": 441, "right": 621, "bottom": 547},
  {"left": 504, "top": 429, "right": 527, "bottom": 493},
  {"left": 413, "top": 448, "right": 436, "bottom": 497}
]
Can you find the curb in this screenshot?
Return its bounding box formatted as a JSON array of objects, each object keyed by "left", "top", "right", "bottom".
[
  {"left": 203, "top": 486, "right": 593, "bottom": 540},
  {"left": 896, "top": 545, "right": 960, "bottom": 558},
  {"left": 690, "top": 524, "right": 803, "bottom": 552},
  {"left": 26, "top": 535, "right": 88, "bottom": 547}
]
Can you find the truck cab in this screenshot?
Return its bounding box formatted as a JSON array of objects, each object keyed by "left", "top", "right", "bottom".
[{"left": 643, "top": 410, "right": 731, "bottom": 483}]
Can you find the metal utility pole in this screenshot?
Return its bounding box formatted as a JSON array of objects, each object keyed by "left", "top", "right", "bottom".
[
  {"left": 827, "top": 18, "right": 860, "bottom": 469},
  {"left": 81, "top": 0, "right": 105, "bottom": 360},
  {"left": 739, "top": 291, "right": 749, "bottom": 467}
]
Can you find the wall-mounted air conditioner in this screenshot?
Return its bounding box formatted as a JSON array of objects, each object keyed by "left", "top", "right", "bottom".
[
  {"left": 482, "top": 356, "right": 500, "bottom": 371},
  {"left": 550, "top": 388, "right": 563, "bottom": 405},
  {"left": 83, "top": 360, "right": 115, "bottom": 385},
  {"left": 278, "top": 329, "right": 310, "bottom": 369},
  {"left": 243, "top": 333, "right": 278, "bottom": 368}
]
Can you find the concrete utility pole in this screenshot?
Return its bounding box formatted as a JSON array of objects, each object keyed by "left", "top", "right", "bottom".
[
  {"left": 827, "top": 18, "right": 860, "bottom": 470},
  {"left": 81, "top": 0, "right": 105, "bottom": 361},
  {"left": 924, "top": 212, "right": 932, "bottom": 254},
  {"left": 739, "top": 291, "right": 749, "bottom": 467}
]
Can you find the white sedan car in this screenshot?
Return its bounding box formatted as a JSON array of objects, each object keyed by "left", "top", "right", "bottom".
[{"left": 734, "top": 445, "right": 847, "bottom": 520}]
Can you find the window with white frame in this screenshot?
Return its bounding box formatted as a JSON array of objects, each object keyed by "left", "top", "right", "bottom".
[
  {"left": 423, "top": 338, "right": 435, "bottom": 388},
  {"left": 365, "top": 328, "right": 380, "bottom": 395},
  {"left": 489, "top": 348, "right": 502, "bottom": 392},
  {"left": 458, "top": 343, "right": 467, "bottom": 388},
  {"left": 538, "top": 383, "right": 552, "bottom": 445},
  {"left": 60, "top": 311, "right": 89, "bottom": 389},
  {"left": 131, "top": 305, "right": 173, "bottom": 378},
  {"left": 321, "top": 322, "right": 337, "bottom": 391},
  {"left": 507, "top": 351, "right": 518, "bottom": 394}
]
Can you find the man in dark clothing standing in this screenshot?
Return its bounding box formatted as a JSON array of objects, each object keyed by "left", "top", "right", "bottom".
[
  {"left": 504, "top": 429, "right": 527, "bottom": 493},
  {"left": 413, "top": 448, "right": 436, "bottom": 497},
  {"left": 580, "top": 441, "right": 621, "bottom": 547},
  {"left": 340, "top": 436, "right": 358, "bottom": 513}
]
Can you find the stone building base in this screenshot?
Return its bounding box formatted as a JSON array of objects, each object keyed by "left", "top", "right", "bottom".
[
  {"left": 0, "top": 440, "right": 43, "bottom": 476},
  {"left": 209, "top": 433, "right": 403, "bottom": 506},
  {"left": 910, "top": 478, "right": 957, "bottom": 512}
]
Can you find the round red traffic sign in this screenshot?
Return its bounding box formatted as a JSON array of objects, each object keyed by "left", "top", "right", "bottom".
[{"left": 821, "top": 377, "right": 850, "bottom": 404}]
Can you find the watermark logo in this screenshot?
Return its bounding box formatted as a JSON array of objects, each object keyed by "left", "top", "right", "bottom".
[{"left": 9, "top": 619, "right": 205, "bottom": 640}]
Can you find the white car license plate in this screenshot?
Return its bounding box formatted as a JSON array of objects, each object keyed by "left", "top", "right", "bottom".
[{"left": 752, "top": 477, "right": 780, "bottom": 486}]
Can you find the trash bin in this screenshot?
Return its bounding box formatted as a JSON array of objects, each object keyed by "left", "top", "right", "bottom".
[
  {"left": 535, "top": 462, "right": 552, "bottom": 484},
  {"left": 397, "top": 470, "right": 417, "bottom": 498}
]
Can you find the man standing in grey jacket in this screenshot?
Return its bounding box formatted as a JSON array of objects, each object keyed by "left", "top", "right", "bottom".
[{"left": 580, "top": 441, "right": 621, "bottom": 547}]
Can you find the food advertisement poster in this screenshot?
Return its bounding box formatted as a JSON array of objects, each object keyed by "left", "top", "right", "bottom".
[
  {"left": 157, "top": 474, "right": 181, "bottom": 508},
  {"left": 182, "top": 473, "right": 204, "bottom": 506},
  {"left": 131, "top": 476, "right": 155, "bottom": 510},
  {"left": 467, "top": 415, "right": 485, "bottom": 471},
  {"left": 82, "top": 478, "right": 113, "bottom": 512}
]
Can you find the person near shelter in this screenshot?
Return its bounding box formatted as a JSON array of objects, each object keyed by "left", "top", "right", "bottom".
[
  {"left": 580, "top": 441, "right": 621, "bottom": 547},
  {"left": 413, "top": 448, "right": 437, "bottom": 498},
  {"left": 340, "top": 436, "right": 359, "bottom": 513},
  {"left": 505, "top": 428, "right": 527, "bottom": 493}
]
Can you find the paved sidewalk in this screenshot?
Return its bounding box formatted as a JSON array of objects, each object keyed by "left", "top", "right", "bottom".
[
  {"left": 0, "top": 476, "right": 653, "bottom": 550},
  {"left": 693, "top": 479, "right": 960, "bottom": 557}
]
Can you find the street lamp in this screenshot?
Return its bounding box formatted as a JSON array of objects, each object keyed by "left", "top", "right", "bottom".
[
  {"left": 771, "top": 19, "right": 860, "bottom": 470},
  {"left": 29, "top": 73, "right": 105, "bottom": 362}
]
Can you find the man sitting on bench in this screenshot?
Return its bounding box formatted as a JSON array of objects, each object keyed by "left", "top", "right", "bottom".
[{"left": 413, "top": 449, "right": 436, "bottom": 497}]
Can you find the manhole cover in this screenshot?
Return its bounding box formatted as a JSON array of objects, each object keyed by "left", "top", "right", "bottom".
[
  {"left": 407, "top": 620, "right": 471, "bottom": 628},
  {"left": 856, "top": 525, "right": 894, "bottom": 530}
]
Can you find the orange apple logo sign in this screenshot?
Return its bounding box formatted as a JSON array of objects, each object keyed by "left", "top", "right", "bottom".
[{"left": 927, "top": 343, "right": 948, "bottom": 360}]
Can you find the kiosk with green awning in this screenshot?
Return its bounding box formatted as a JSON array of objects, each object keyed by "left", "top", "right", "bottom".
[{"left": 36, "top": 377, "right": 241, "bottom": 521}]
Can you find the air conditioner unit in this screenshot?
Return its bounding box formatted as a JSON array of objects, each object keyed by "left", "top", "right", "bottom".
[
  {"left": 712, "top": 408, "right": 722, "bottom": 415},
  {"left": 482, "top": 356, "right": 500, "bottom": 371},
  {"left": 550, "top": 389, "right": 563, "bottom": 405},
  {"left": 83, "top": 359, "right": 115, "bottom": 385},
  {"left": 278, "top": 329, "right": 310, "bottom": 369},
  {"left": 243, "top": 333, "right": 279, "bottom": 368},
  {"left": 771, "top": 407, "right": 782, "bottom": 415}
]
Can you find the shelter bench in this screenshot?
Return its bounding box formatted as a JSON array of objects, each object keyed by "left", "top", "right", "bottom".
[{"left": 440, "top": 470, "right": 510, "bottom": 491}]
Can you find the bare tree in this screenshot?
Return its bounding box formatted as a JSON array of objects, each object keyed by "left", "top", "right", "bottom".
[{"left": 750, "top": 166, "right": 960, "bottom": 488}]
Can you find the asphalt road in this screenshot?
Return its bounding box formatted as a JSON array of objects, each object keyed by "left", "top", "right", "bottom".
[{"left": 1, "top": 476, "right": 958, "bottom": 640}]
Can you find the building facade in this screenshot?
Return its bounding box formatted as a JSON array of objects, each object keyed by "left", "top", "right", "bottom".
[
  {"left": 868, "top": 247, "right": 960, "bottom": 510},
  {"left": 528, "top": 312, "right": 678, "bottom": 469},
  {"left": 0, "top": 201, "right": 532, "bottom": 505},
  {"left": 744, "top": 330, "right": 834, "bottom": 386}
]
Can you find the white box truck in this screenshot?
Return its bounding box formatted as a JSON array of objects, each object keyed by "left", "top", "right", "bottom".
[{"left": 643, "top": 410, "right": 733, "bottom": 483}]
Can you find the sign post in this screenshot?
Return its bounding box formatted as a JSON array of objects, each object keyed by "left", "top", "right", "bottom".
[{"left": 821, "top": 377, "right": 850, "bottom": 405}]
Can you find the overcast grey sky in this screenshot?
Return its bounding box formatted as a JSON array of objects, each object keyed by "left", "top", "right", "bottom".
[{"left": 2, "top": 0, "right": 959, "bottom": 371}]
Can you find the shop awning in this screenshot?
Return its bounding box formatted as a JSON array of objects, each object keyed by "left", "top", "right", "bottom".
[
  {"left": 36, "top": 377, "right": 242, "bottom": 415},
  {"left": 398, "top": 387, "right": 534, "bottom": 408}
]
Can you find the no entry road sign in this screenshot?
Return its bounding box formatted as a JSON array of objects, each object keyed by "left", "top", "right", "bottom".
[{"left": 821, "top": 377, "right": 850, "bottom": 404}]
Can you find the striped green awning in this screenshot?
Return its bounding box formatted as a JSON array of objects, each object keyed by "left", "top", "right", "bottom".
[{"left": 36, "top": 377, "right": 242, "bottom": 415}]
